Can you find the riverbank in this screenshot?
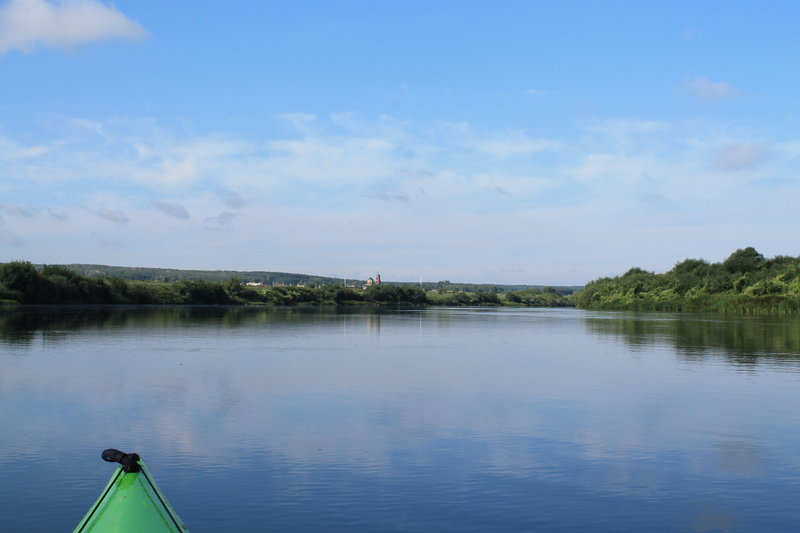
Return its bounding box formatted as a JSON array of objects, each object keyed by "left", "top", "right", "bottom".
[
  {"left": 0, "top": 261, "right": 574, "bottom": 308},
  {"left": 574, "top": 248, "right": 800, "bottom": 314}
]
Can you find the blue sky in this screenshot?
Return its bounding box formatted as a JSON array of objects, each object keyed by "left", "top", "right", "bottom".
[{"left": 1, "top": 0, "right": 799, "bottom": 284}]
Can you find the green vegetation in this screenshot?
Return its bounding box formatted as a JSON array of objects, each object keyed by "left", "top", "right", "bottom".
[
  {"left": 63, "top": 264, "right": 343, "bottom": 286},
  {"left": 0, "top": 261, "right": 573, "bottom": 307},
  {"left": 427, "top": 286, "right": 572, "bottom": 307},
  {"left": 584, "top": 313, "right": 800, "bottom": 366},
  {"left": 59, "top": 264, "right": 579, "bottom": 294},
  {"left": 574, "top": 247, "right": 800, "bottom": 313}
]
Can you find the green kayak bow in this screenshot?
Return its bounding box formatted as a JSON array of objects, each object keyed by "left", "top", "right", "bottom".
[{"left": 73, "top": 449, "right": 189, "bottom": 532}]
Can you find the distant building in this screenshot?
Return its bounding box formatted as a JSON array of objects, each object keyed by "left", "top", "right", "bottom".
[{"left": 364, "top": 272, "right": 382, "bottom": 288}]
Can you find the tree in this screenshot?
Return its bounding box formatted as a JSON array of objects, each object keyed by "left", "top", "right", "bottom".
[
  {"left": 723, "top": 247, "right": 764, "bottom": 274},
  {"left": 0, "top": 261, "right": 43, "bottom": 303},
  {"left": 176, "top": 280, "right": 233, "bottom": 304}
]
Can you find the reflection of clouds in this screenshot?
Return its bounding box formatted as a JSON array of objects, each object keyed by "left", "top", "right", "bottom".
[
  {"left": 2, "top": 308, "right": 799, "bottom": 506},
  {"left": 715, "top": 437, "right": 765, "bottom": 477},
  {"left": 690, "top": 506, "right": 736, "bottom": 532}
]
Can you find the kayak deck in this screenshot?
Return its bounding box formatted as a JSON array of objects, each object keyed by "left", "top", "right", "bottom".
[{"left": 74, "top": 455, "right": 188, "bottom": 532}]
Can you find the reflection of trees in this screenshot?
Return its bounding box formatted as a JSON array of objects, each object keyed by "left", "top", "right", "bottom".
[
  {"left": 584, "top": 313, "right": 800, "bottom": 367},
  {"left": 0, "top": 306, "right": 387, "bottom": 346},
  {"left": 366, "top": 313, "right": 381, "bottom": 336}
]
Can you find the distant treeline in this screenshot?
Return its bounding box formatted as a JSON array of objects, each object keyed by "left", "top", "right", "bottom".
[
  {"left": 0, "top": 262, "right": 573, "bottom": 307},
  {"left": 574, "top": 247, "right": 800, "bottom": 314},
  {"left": 428, "top": 286, "right": 573, "bottom": 307},
  {"left": 395, "top": 280, "right": 579, "bottom": 294},
  {"left": 63, "top": 264, "right": 342, "bottom": 286},
  {"left": 60, "top": 264, "right": 579, "bottom": 295}
]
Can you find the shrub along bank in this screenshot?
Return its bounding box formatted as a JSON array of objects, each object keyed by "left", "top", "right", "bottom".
[
  {"left": 0, "top": 261, "right": 572, "bottom": 307},
  {"left": 574, "top": 247, "right": 800, "bottom": 313}
]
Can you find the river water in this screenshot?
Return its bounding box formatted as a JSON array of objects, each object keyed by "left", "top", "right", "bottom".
[{"left": 1, "top": 306, "right": 799, "bottom": 532}]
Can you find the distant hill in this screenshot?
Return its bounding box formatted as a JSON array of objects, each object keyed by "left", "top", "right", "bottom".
[
  {"left": 62, "top": 264, "right": 343, "bottom": 287},
  {"left": 393, "top": 280, "right": 580, "bottom": 295},
  {"left": 58, "top": 264, "right": 580, "bottom": 294}
]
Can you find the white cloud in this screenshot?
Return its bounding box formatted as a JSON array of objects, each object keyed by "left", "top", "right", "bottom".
[
  {"left": 571, "top": 152, "right": 653, "bottom": 183},
  {"left": 280, "top": 113, "right": 317, "bottom": 134},
  {"left": 266, "top": 136, "right": 395, "bottom": 184},
  {"left": 684, "top": 77, "right": 739, "bottom": 101},
  {"left": 133, "top": 136, "right": 254, "bottom": 187},
  {"left": 716, "top": 144, "right": 766, "bottom": 170},
  {"left": 581, "top": 118, "right": 670, "bottom": 154},
  {"left": 0, "top": 0, "right": 147, "bottom": 54},
  {"left": 586, "top": 118, "right": 668, "bottom": 137},
  {"left": 0, "top": 136, "right": 50, "bottom": 159},
  {"left": 151, "top": 199, "right": 190, "bottom": 220},
  {"left": 4, "top": 114, "right": 800, "bottom": 284}
]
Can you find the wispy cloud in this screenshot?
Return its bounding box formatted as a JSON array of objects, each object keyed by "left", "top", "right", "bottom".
[
  {"left": 2, "top": 114, "right": 800, "bottom": 283},
  {"left": 95, "top": 207, "right": 128, "bottom": 224},
  {"left": 279, "top": 112, "right": 317, "bottom": 134},
  {"left": 0, "top": 0, "right": 147, "bottom": 55},
  {"left": 266, "top": 136, "right": 395, "bottom": 184},
  {"left": 684, "top": 77, "right": 740, "bottom": 101},
  {"left": 774, "top": 141, "right": 800, "bottom": 159},
  {"left": 474, "top": 132, "right": 562, "bottom": 158},
  {"left": 363, "top": 192, "right": 409, "bottom": 203},
  {"left": 204, "top": 211, "right": 235, "bottom": 230},
  {"left": 0, "top": 136, "right": 50, "bottom": 158},
  {"left": 571, "top": 152, "right": 653, "bottom": 183},
  {"left": 716, "top": 143, "right": 766, "bottom": 170},
  {"left": 586, "top": 118, "right": 668, "bottom": 137},
  {"left": 47, "top": 208, "right": 69, "bottom": 220},
  {"left": 151, "top": 199, "right": 190, "bottom": 219},
  {"left": 0, "top": 229, "right": 23, "bottom": 246},
  {"left": 91, "top": 231, "right": 123, "bottom": 248},
  {"left": 0, "top": 214, "right": 24, "bottom": 247},
  {"left": 216, "top": 190, "right": 246, "bottom": 208},
  {"left": 583, "top": 118, "right": 669, "bottom": 152},
  {"left": 139, "top": 137, "right": 253, "bottom": 187},
  {"left": 0, "top": 202, "right": 36, "bottom": 216},
  {"left": 525, "top": 89, "right": 551, "bottom": 97}
]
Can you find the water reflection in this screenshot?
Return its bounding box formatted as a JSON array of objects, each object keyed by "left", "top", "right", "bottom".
[
  {"left": 584, "top": 312, "right": 800, "bottom": 368},
  {"left": 2, "top": 307, "right": 800, "bottom": 532},
  {"left": 0, "top": 305, "right": 391, "bottom": 347}
]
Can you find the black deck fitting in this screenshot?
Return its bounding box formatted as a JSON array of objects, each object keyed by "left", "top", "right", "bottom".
[{"left": 101, "top": 448, "right": 142, "bottom": 473}]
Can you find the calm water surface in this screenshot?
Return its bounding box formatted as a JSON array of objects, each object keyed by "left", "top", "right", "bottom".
[{"left": 1, "top": 306, "right": 799, "bottom": 532}]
